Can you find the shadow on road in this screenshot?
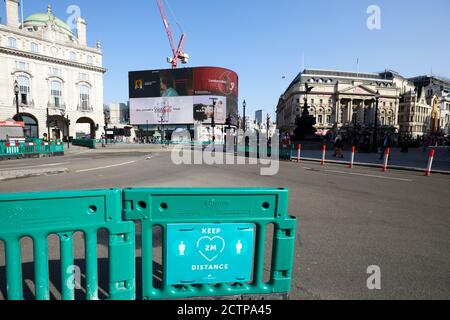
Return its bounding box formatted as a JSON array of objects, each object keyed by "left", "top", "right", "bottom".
[{"left": 0, "top": 257, "right": 162, "bottom": 300}]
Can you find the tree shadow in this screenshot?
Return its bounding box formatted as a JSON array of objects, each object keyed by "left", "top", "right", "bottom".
[{"left": 0, "top": 257, "right": 163, "bottom": 300}]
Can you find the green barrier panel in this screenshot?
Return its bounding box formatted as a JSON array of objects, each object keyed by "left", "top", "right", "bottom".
[
  {"left": 0, "top": 189, "right": 135, "bottom": 301},
  {"left": 123, "top": 188, "right": 297, "bottom": 300},
  {"left": 51, "top": 142, "right": 65, "bottom": 154},
  {"left": 72, "top": 139, "right": 96, "bottom": 149}
]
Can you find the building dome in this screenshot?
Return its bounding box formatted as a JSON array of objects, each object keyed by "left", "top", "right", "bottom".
[{"left": 23, "top": 5, "right": 74, "bottom": 37}]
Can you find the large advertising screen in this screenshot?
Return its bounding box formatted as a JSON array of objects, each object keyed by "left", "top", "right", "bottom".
[{"left": 129, "top": 67, "right": 238, "bottom": 125}]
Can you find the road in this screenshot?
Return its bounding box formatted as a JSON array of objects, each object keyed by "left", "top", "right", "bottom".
[{"left": 0, "top": 144, "right": 449, "bottom": 300}]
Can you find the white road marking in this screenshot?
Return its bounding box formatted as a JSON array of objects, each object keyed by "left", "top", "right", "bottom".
[
  {"left": 0, "top": 163, "right": 67, "bottom": 171},
  {"left": 324, "top": 169, "right": 413, "bottom": 182},
  {"left": 76, "top": 161, "right": 136, "bottom": 173}
]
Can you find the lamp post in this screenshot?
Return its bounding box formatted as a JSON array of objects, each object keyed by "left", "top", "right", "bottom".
[
  {"left": 66, "top": 115, "right": 70, "bottom": 149},
  {"left": 243, "top": 100, "right": 247, "bottom": 133},
  {"left": 46, "top": 107, "right": 51, "bottom": 140},
  {"left": 14, "top": 80, "right": 22, "bottom": 122},
  {"left": 372, "top": 90, "right": 381, "bottom": 152},
  {"left": 266, "top": 113, "right": 270, "bottom": 142},
  {"left": 146, "top": 120, "right": 149, "bottom": 144},
  {"left": 210, "top": 98, "right": 218, "bottom": 150}
]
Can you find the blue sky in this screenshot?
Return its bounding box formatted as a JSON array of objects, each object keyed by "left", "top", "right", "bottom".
[{"left": 2, "top": 0, "right": 450, "bottom": 118}]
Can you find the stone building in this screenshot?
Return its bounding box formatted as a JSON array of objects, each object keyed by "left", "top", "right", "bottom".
[
  {"left": 277, "top": 69, "right": 401, "bottom": 137},
  {"left": 277, "top": 69, "right": 450, "bottom": 139},
  {"left": 0, "top": 1, "right": 106, "bottom": 140},
  {"left": 409, "top": 75, "right": 450, "bottom": 136}
]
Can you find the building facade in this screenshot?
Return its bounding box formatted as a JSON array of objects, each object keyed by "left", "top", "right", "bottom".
[
  {"left": 0, "top": 1, "right": 106, "bottom": 141},
  {"left": 409, "top": 76, "right": 450, "bottom": 136},
  {"left": 104, "top": 102, "right": 135, "bottom": 141},
  {"left": 277, "top": 69, "right": 450, "bottom": 139},
  {"left": 277, "top": 69, "right": 401, "bottom": 137}
]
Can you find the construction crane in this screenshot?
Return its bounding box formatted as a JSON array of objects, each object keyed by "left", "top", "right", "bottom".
[{"left": 156, "top": 0, "right": 189, "bottom": 69}]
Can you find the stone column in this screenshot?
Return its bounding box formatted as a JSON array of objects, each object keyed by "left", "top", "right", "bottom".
[
  {"left": 336, "top": 98, "right": 341, "bottom": 125},
  {"left": 348, "top": 99, "right": 353, "bottom": 124}
]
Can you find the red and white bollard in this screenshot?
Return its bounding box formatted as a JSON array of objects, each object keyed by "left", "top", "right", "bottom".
[
  {"left": 382, "top": 148, "right": 391, "bottom": 172},
  {"left": 425, "top": 149, "right": 435, "bottom": 177},
  {"left": 349, "top": 146, "right": 356, "bottom": 169},
  {"left": 321, "top": 144, "right": 326, "bottom": 165},
  {"left": 297, "top": 144, "right": 301, "bottom": 163}
]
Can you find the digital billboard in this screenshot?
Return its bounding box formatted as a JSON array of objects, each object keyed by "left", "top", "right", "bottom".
[{"left": 129, "top": 67, "right": 238, "bottom": 125}]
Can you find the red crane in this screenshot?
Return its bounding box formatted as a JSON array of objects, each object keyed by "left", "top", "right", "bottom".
[{"left": 156, "top": 0, "right": 189, "bottom": 69}]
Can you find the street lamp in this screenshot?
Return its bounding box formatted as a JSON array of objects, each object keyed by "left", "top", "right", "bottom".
[
  {"left": 243, "top": 100, "right": 247, "bottom": 133},
  {"left": 209, "top": 98, "right": 218, "bottom": 150},
  {"left": 14, "top": 80, "right": 22, "bottom": 122},
  {"left": 372, "top": 90, "right": 381, "bottom": 152},
  {"left": 266, "top": 113, "right": 271, "bottom": 142}
]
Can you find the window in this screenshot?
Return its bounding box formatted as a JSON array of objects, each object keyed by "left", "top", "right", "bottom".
[
  {"left": 49, "top": 67, "right": 62, "bottom": 76},
  {"left": 80, "top": 85, "right": 90, "bottom": 110},
  {"left": 387, "top": 117, "right": 392, "bottom": 126},
  {"left": 326, "top": 115, "right": 331, "bottom": 124},
  {"left": 311, "top": 99, "right": 315, "bottom": 105},
  {"left": 69, "top": 51, "right": 77, "bottom": 61},
  {"left": 31, "top": 42, "right": 39, "bottom": 53},
  {"left": 51, "top": 47, "right": 59, "bottom": 55},
  {"left": 320, "top": 99, "right": 323, "bottom": 105},
  {"left": 86, "top": 55, "right": 93, "bottom": 65},
  {"left": 318, "top": 115, "right": 323, "bottom": 124},
  {"left": 16, "top": 76, "right": 30, "bottom": 105},
  {"left": 381, "top": 117, "right": 385, "bottom": 126},
  {"left": 51, "top": 81, "right": 62, "bottom": 108},
  {"left": 15, "top": 61, "right": 29, "bottom": 70},
  {"left": 8, "top": 37, "right": 17, "bottom": 48},
  {"left": 79, "top": 73, "right": 89, "bottom": 81}
]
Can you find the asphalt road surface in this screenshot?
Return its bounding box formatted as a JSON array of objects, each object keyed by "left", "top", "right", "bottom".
[{"left": 0, "top": 144, "right": 449, "bottom": 300}]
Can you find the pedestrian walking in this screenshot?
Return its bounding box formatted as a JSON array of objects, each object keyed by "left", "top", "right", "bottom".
[
  {"left": 101, "top": 134, "right": 106, "bottom": 148},
  {"left": 333, "top": 135, "right": 344, "bottom": 158}
]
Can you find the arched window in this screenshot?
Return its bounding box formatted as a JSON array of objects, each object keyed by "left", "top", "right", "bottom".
[
  {"left": 21, "top": 115, "right": 38, "bottom": 138},
  {"left": 51, "top": 80, "right": 62, "bottom": 108},
  {"left": 79, "top": 85, "right": 90, "bottom": 111},
  {"left": 16, "top": 75, "right": 30, "bottom": 105}
]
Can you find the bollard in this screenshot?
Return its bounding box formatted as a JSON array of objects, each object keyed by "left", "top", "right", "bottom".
[
  {"left": 382, "top": 148, "right": 391, "bottom": 172},
  {"left": 349, "top": 146, "right": 356, "bottom": 169},
  {"left": 321, "top": 144, "right": 326, "bottom": 165},
  {"left": 425, "top": 149, "right": 435, "bottom": 177},
  {"left": 297, "top": 144, "right": 301, "bottom": 163}
]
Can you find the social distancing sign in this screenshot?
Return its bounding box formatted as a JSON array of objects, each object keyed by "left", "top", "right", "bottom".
[{"left": 166, "top": 223, "right": 255, "bottom": 285}]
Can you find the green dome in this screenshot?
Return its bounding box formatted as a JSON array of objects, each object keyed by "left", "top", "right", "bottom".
[{"left": 23, "top": 10, "right": 74, "bottom": 36}]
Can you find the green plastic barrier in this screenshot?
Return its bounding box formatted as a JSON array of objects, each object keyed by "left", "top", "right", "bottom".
[
  {"left": 0, "top": 189, "right": 135, "bottom": 301},
  {"left": 72, "top": 139, "right": 96, "bottom": 149},
  {"left": 0, "top": 143, "right": 22, "bottom": 159},
  {"left": 0, "top": 188, "right": 297, "bottom": 300},
  {"left": 123, "top": 188, "right": 297, "bottom": 300}
]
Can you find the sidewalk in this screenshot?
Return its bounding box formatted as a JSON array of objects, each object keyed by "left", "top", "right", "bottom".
[{"left": 291, "top": 147, "right": 450, "bottom": 173}]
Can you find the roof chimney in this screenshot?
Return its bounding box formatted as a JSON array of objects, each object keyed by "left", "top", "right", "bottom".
[
  {"left": 77, "top": 17, "right": 87, "bottom": 46},
  {"left": 6, "top": 0, "right": 20, "bottom": 28}
]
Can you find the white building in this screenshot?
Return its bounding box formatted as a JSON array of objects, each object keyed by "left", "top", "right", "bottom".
[
  {"left": 0, "top": 1, "right": 106, "bottom": 140},
  {"left": 277, "top": 69, "right": 401, "bottom": 136},
  {"left": 409, "top": 75, "right": 450, "bottom": 136}
]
